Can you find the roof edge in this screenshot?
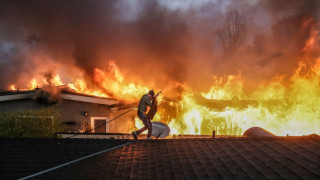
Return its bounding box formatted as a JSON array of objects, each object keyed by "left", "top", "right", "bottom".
[
  {"left": 0, "top": 92, "right": 35, "bottom": 102},
  {"left": 61, "top": 94, "right": 118, "bottom": 105}
]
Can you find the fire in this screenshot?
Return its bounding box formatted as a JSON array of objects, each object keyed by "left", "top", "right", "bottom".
[
  {"left": 66, "top": 61, "right": 149, "bottom": 99},
  {"left": 301, "top": 17, "right": 319, "bottom": 53},
  {"left": 11, "top": 55, "right": 320, "bottom": 136},
  {"left": 161, "top": 58, "right": 320, "bottom": 136},
  {"left": 202, "top": 73, "right": 244, "bottom": 100},
  {"left": 51, "top": 74, "right": 64, "bottom": 86},
  {"left": 10, "top": 84, "right": 16, "bottom": 90},
  {"left": 68, "top": 79, "right": 108, "bottom": 97},
  {"left": 93, "top": 62, "right": 148, "bottom": 100},
  {"left": 134, "top": 59, "right": 320, "bottom": 136},
  {"left": 28, "top": 79, "right": 39, "bottom": 90},
  {"left": 9, "top": 55, "right": 320, "bottom": 136},
  {"left": 7, "top": 19, "right": 320, "bottom": 137}
]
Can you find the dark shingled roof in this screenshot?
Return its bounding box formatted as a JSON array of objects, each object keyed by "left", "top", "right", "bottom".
[
  {"left": 1, "top": 136, "right": 320, "bottom": 179},
  {"left": 0, "top": 138, "right": 129, "bottom": 179}
]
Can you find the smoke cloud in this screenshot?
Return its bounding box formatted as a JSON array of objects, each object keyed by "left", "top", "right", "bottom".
[{"left": 0, "top": 0, "right": 320, "bottom": 96}]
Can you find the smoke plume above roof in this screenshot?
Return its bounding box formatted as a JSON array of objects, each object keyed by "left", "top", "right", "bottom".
[{"left": 0, "top": 0, "right": 319, "bottom": 95}]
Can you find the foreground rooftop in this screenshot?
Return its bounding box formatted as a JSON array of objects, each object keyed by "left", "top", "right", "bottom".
[{"left": 1, "top": 136, "right": 320, "bottom": 179}]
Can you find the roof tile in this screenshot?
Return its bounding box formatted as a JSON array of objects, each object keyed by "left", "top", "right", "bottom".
[{"left": 2, "top": 137, "right": 320, "bottom": 179}]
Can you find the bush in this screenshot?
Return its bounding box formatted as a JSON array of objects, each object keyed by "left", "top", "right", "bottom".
[{"left": 0, "top": 106, "right": 64, "bottom": 138}]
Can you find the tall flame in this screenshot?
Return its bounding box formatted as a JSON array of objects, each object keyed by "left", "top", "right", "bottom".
[
  {"left": 7, "top": 19, "right": 320, "bottom": 137},
  {"left": 10, "top": 56, "right": 320, "bottom": 136},
  {"left": 27, "top": 79, "right": 39, "bottom": 90},
  {"left": 10, "top": 84, "right": 16, "bottom": 90}
]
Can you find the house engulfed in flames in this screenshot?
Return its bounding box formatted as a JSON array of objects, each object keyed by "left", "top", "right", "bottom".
[
  {"left": 1, "top": 55, "right": 320, "bottom": 137},
  {"left": 0, "top": 87, "right": 137, "bottom": 133}
]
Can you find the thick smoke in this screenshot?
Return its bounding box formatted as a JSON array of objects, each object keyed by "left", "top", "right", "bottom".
[{"left": 0, "top": 0, "right": 319, "bottom": 96}]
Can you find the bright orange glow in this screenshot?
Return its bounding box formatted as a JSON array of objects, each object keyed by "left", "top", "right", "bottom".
[
  {"left": 52, "top": 74, "right": 64, "bottom": 86},
  {"left": 65, "top": 61, "right": 148, "bottom": 99},
  {"left": 27, "top": 78, "right": 39, "bottom": 90},
  {"left": 301, "top": 17, "right": 319, "bottom": 53},
  {"left": 11, "top": 56, "right": 320, "bottom": 136},
  {"left": 202, "top": 73, "right": 244, "bottom": 100},
  {"left": 68, "top": 79, "right": 108, "bottom": 97},
  {"left": 7, "top": 19, "right": 320, "bottom": 137},
  {"left": 10, "top": 84, "right": 16, "bottom": 90},
  {"left": 93, "top": 61, "right": 148, "bottom": 100}
]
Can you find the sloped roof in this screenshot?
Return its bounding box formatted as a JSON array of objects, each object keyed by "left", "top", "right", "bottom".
[
  {"left": 0, "top": 90, "right": 36, "bottom": 101},
  {"left": 0, "top": 138, "right": 129, "bottom": 179},
  {"left": 0, "top": 88, "right": 119, "bottom": 106},
  {"left": 2, "top": 136, "right": 320, "bottom": 179}
]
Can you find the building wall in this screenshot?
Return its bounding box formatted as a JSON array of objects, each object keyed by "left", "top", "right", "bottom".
[
  {"left": 57, "top": 99, "right": 111, "bottom": 132},
  {"left": 109, "top": 109, "right": 136, "bottom": 134},
  {"left": 0, "top": 98, "right": 112, "bottom": 133},
  {"left": 0, "top": 99, "right": 44, "bottom": 112}
]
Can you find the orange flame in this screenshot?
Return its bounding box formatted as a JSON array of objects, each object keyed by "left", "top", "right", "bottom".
[
  {"left": 7, "top": 19, "right": 320, "bottom": 137},
  {"left": 11, "top": 55, "right": 320, "bottom": 136},
  {"left": 52, "top": 74, "right": 64, "bottom": 86},
  {"left": 27, "top": 78, "right": 39, "bottom": 90},
  {"left": 10, "top": 84, "right": 16, "bottom": 90}
]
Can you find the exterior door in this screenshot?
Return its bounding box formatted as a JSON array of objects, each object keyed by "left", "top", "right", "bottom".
[
  {"left": 91, "top": 117, "right": 109, "bottom": 133},
  {"left": 94, "top": 119, "right": 106, "bottom": 133}
]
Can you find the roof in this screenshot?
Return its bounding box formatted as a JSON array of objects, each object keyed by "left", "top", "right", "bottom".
[
  {"left": 0, "top": 138, "right": 129, "bottom": 179},
  {"left": 1, "top": 136, "right": 320, "bottom": 179},
  {"left": 61, "top": 93, "right": 118, "bottom": 105},
  {"left": 0, "top": 88, "right": 119, "bottom": 106}
]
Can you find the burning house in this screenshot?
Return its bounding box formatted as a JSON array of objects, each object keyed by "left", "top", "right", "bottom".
[
  {"left": 0, "top": 87, "right": 138, "bottom": 133},
  {"left": 1, "top": 0, "right": 320, "bottom": 179},
  {"left": 1, "top": 0, "right": 320, "bottom": 137}
]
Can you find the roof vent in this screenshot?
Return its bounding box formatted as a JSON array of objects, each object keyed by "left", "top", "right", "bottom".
[{"left": 242, "top": 127, "right": 276, "bottom": 138}]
